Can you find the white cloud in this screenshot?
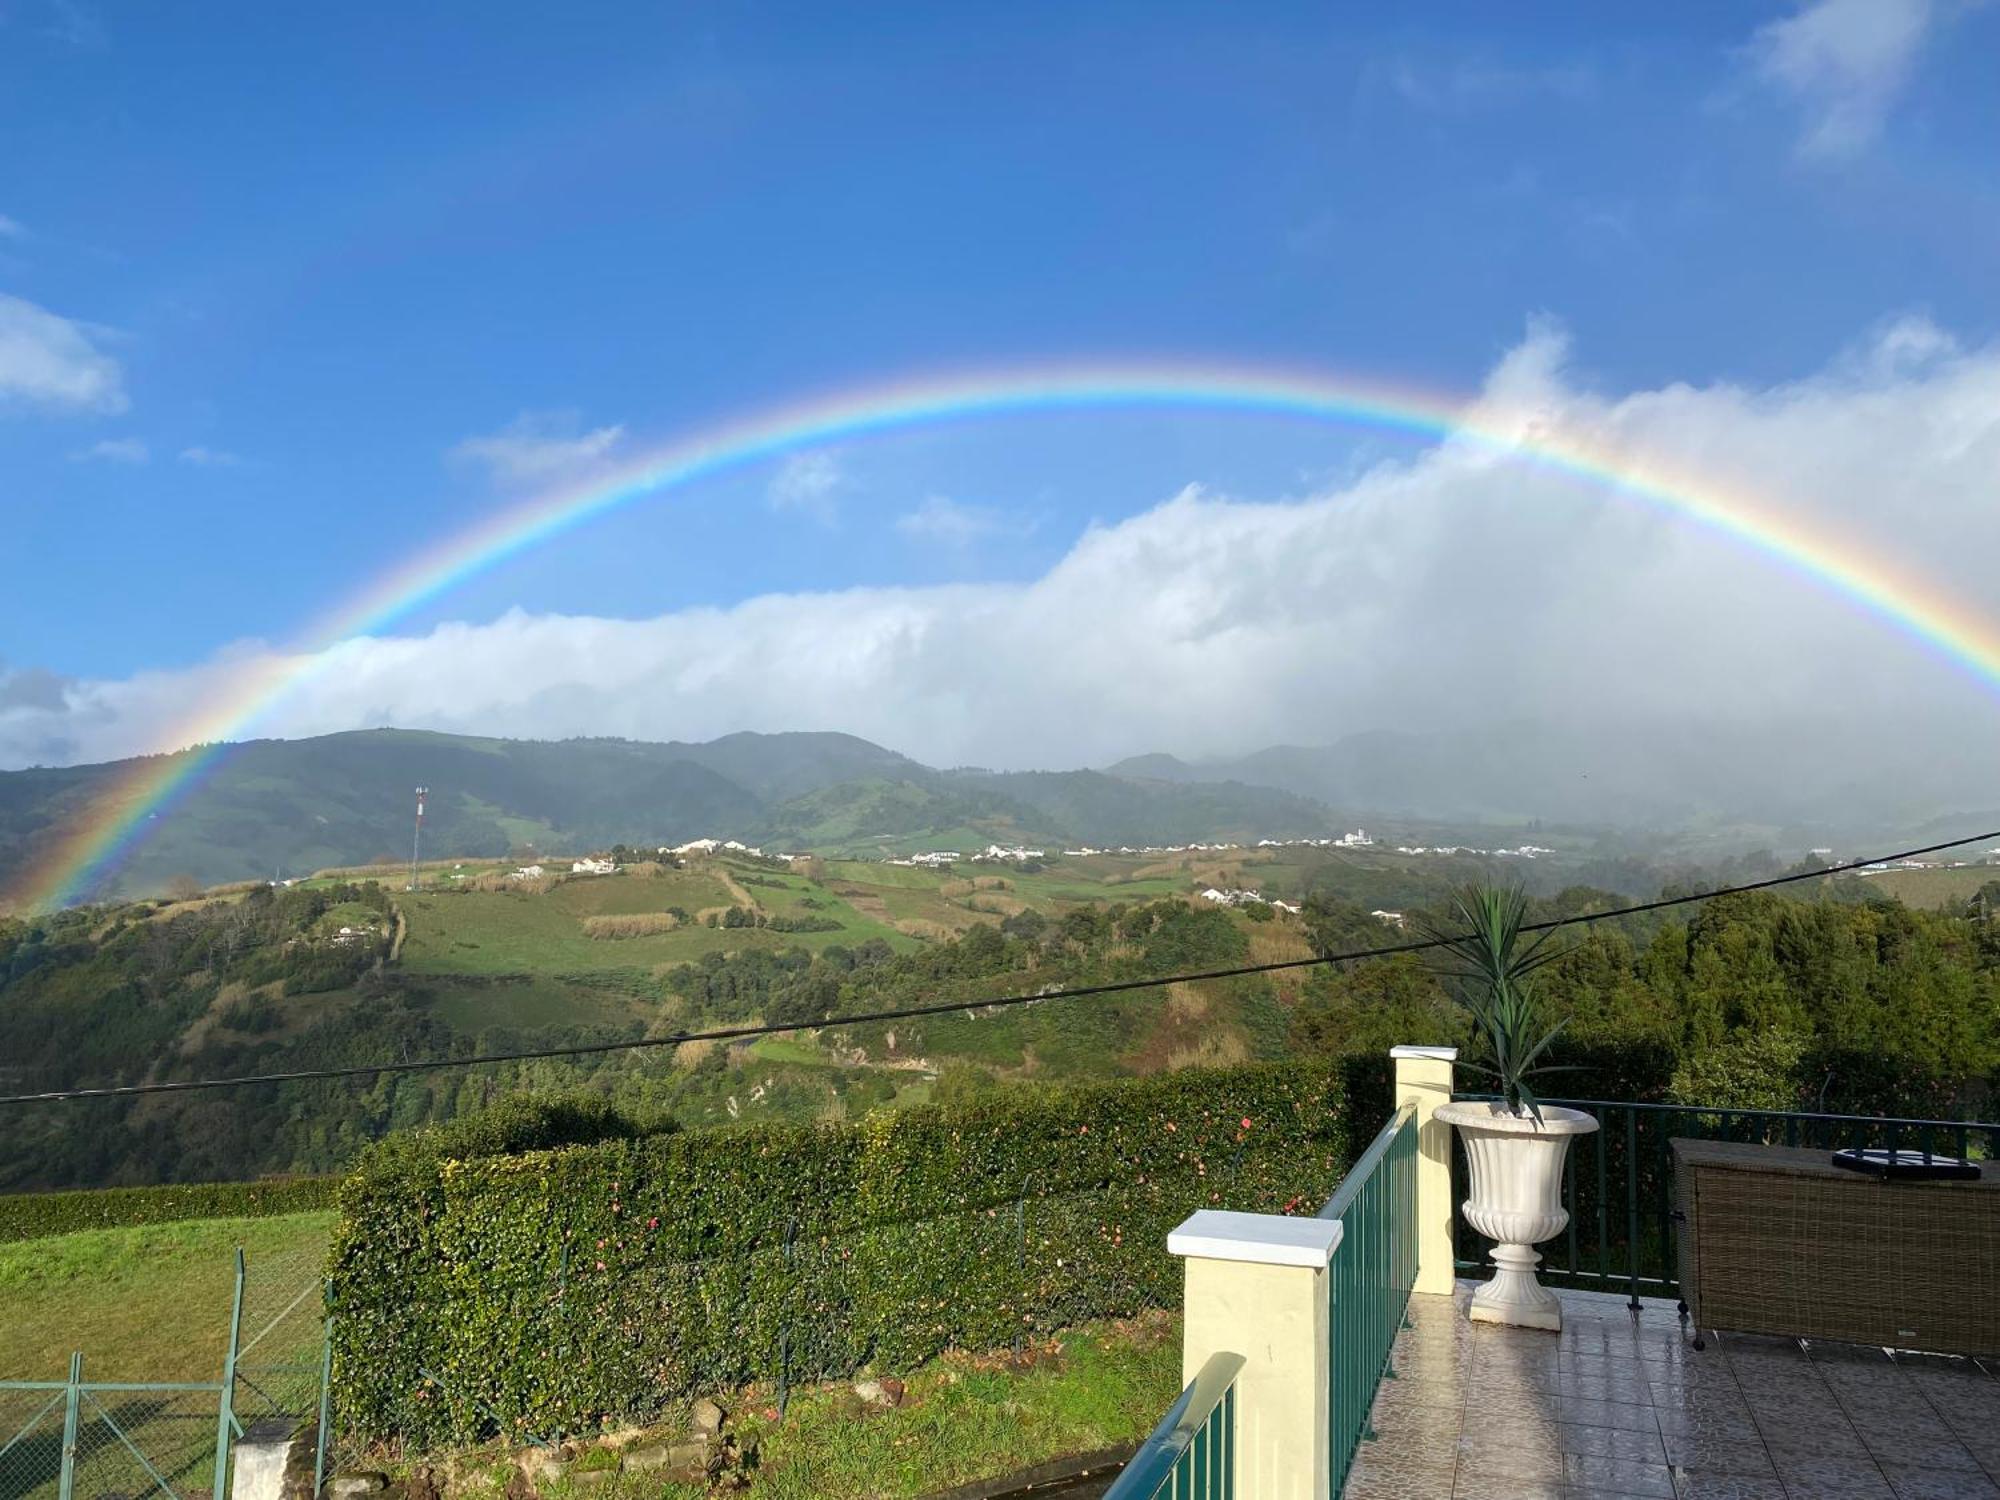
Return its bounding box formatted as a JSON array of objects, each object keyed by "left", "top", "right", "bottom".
[
  {"left": 1377, "top": 55, "right": 1597, "bottom": 112},
  {"left": 10, "top": 317, "right": 2000, "bottom": 828},
  {"left": 0, "top": 215, "right": 24, "bottom": 239},
  {"left": 895, "top": 495, "right": 1019, "bottom": 546},
  {"left": 1745, "top": 0, "right": 1935, "bottom": 159},
  {"left": 0, "top": 292, "right": 126, "bottom": 413},
  {"left": 767, "top": 452, "right": 842, "bottom": 524},
  {"left": 449, "top": 411, "right": 624, "bottom": 488},
  {"left": 69, "top": 436, "right": 148, "bottom": 464},
  {"left": 178, "top": 445, "right": 242, "bottom": 467}
]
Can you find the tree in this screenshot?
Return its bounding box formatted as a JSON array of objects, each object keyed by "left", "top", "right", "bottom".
[{"left": 164, "top": 873, "right": 203, "bottom": 902}]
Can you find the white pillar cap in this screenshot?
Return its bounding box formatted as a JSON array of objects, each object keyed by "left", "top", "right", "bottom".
[
  {"left": 1167, "top": 1209, "right": 1343, "bottom": 1268},
  {"left": 1389, "top": 1045, "right": 1459, "bottom": 1061}
]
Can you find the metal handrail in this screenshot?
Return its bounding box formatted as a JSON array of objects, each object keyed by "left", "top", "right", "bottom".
[
  {"left": 1482, "top": 1097, "right": 2000, "bottom": 1132},
  {"left": 1104, "top": 1351, "right": 1245, "bottom": 1500},
  {"left": 1448, "top": 1092, "right": 1998, "bottom": 1306},
  {"left": 1319, "top": 1105, "right": 1416, "bottom": 1222}
]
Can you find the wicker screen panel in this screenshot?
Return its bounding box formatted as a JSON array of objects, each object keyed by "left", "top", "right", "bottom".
[{"left": 1673, "top": 1139, "right": 2000, "bottom": 1358}]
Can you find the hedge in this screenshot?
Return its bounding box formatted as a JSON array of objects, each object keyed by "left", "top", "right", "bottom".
[
  {"left": 329, "top": 1059, "right": 1365, "bottom": 1450},
  {"left": 0, "top": 1175, "right": 339, "bottom": 1243}
]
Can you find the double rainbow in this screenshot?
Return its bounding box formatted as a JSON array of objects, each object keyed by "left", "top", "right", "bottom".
[{"left": 11, "top": 359, "right": 1998, "bottom": 913}]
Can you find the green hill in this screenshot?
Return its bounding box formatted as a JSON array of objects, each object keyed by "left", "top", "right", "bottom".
[{"left": 0, "top": 729, "right": 1339, "bottom": 904}]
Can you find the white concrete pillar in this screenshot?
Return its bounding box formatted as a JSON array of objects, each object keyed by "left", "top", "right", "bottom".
[
  {"left": 1169, "top": 1209, "right": 1342, "bottom": 1500},
  {"left": 1391, "top": 1044, "right": 1460, "bottom": 1297}
]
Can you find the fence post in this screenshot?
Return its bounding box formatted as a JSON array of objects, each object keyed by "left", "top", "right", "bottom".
[
  {"left": 58, "top": 1352, "right": 82, "bottom": 1500},
  {"left": 1391, "top": 1046, "right": 1459, "bottom": 1298},
  {"left": 313, "top": 1302, "right": 335, "bottom": 1499},
  {"left": 216, "top": 1248, "right": 246, "bottom": 1500},
  {"left": 1168, "top": 1210, "right": 1339, "bottom": 1500}
]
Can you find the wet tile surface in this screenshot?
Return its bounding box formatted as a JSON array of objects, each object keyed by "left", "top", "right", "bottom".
[{"left": 1342, "top": 1284, "right": 2000, "bottom": 1499}]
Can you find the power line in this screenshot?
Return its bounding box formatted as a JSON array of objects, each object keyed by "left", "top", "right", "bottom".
[{"left": 5, "top": 828, "right": 1994, "bottom": 1108}]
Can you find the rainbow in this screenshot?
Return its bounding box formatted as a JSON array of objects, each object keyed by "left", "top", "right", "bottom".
[{"left": 12, "top": 358, "right": 2000, "bottom": 913}]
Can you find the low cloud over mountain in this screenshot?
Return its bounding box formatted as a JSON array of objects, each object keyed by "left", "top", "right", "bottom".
[{"left": 5, "top": 317, "right": 1999, "bottom": 830}]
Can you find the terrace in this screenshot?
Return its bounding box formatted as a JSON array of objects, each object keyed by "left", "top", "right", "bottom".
[{"left": 1107, "top": 1048, "right": 2000, "bottom": 1500}]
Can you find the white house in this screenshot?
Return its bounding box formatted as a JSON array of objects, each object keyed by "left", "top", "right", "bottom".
[
  {"left": 572, "top": 857, "right": 616, "bottom": 876},
  {"left": 511, "top": 864, "right": 546, "bottom": 880}
]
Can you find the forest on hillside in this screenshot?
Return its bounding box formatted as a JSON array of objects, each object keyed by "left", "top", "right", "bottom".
[{"left": 2, "top": 868, "right": 1997, "bottom": 1192}]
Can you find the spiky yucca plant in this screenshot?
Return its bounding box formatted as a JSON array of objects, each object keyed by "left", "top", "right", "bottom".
[{"left": 1424, "top": 884, "right": 1570, "bottom": 1123}]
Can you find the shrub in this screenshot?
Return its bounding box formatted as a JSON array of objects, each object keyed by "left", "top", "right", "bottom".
[
  {"left": 581, "top": 912, "right": 681, "bottom": 940},
  {"left": 328, "top": 1060, "right": 1355, "bottom": 1450},
  {"left": 0, "top": 1176, "right": 338, "bottom": 1243}
]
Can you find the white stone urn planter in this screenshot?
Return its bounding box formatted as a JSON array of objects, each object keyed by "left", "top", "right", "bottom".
[{"left": 1435, "top": 1099, "right": 1599, "bottom": 1331}]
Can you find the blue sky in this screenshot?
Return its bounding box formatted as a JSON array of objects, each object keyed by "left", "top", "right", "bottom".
[{"left": 4, "top": 1, "right": 2000, "bottom": 777}]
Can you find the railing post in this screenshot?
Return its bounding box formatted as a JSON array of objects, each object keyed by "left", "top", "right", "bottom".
[
  {"left": 1169, "top": 1211, "right": 1340, "bottom": 1500},
  {"left": 1391, "top": 1045, "right": 1459, "bottom": 1298},
  {"left": 216, "top": 1248, "right": 246, "bottom": 1500},
  {"left": 59, "top": 1353, "right": 82, "bottom": 1500}
]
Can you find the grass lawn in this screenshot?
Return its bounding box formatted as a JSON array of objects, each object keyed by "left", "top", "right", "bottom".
[{"left": 0, "top": 1212, "right": 335, "bottom": 1382}]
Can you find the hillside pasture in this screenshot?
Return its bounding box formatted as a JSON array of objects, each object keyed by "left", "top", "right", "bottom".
[
  {"left": 1854, "top": 864, "right": 2000, "bottom": 909},
  {"left": 0, "top": 1212, "right": 334, "bottom": 1381}
]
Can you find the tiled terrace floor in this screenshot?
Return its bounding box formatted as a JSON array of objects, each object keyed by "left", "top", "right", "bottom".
[{"left": 1345, "top": 1283, "right": 2000, "bottom": 1500}]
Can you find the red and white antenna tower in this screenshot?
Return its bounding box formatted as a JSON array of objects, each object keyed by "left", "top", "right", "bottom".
[{"left": 409, "top": 786, "right": 429, "bottom": 891}]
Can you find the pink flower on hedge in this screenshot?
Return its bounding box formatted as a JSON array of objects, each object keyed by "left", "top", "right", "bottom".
[
  {"left": 1240, "top": 1117, "right": 1253, "bottom": 1129},
  {"left": 647, "top": 1216, "right": 660, "bottom": 1229},
  {"left": 596, "top": 1260, "right": 607, "bottom": 1271}
]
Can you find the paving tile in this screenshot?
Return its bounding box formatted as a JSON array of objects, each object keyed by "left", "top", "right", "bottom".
[
  {"left": 1340, "top": 1451, "right": 1459, "bottom": 1500},
  {"left": 1858, "top": 1432, "right": 1986, "bottom": 1474},
  {"left": 1477, "top": 1363, "right": 1566, "bottom": 1394},
  {"left": 1456, "top": 1449, "right": 1565, "bottom": 1489},
  {"left": 1561, "top": 1452, "right": 1676, "bottom": 1496},
  {"left": 1562, "top": 1397, "right": 1662, "bottom": 1433},
  {"left": 1653, "top": 1407, "right": 1762, "bottom": 1444},
  {"left": 1850, "top": 1410, "right": 1960, "bottom": 1448},
  {"left": 1769, "top": 1453, "right": 1896, "bottom": 1497},
  {"left": 1559, "top": 1423, "right": 1668, "bottom": 1465},
  {"left": 1567, "top": 1354, "right": 1656, "bottom": 1383},
  {"left": 1760, "top": 1417, "right": 1869, "bottom": 1456},
  {"left": 1816, "top": 1350, "right": 1905, "bottom": 1373},
  {"left": 1368, "top": 1400, "right": 1465, "bottom": 1439},
  {"left": 1723, "top": 1333, "right": 1808, "bottom": 1363},
  {"left": 1468, "top": 1390, "right": 1565, "bottom": 1426},
  {"left": 1876, "top": 1464, "right": 2000, "bottom": 1500},
  {"left": 1356, "top": 1425, "right": 1459, "bottom": 1468},
  {"left": 1659, "top": 1433, "right": 1777, "bottom": 1477},
  {"left": 1672, "top": 1480, "right": 1800, "bottom": 1500},
  {"left": 1671, "top": 1476, "right": 1790, "bottom": 1500},
  {"left": 1451, "top": 1476, "right": 1561, "bottom": 1500}
]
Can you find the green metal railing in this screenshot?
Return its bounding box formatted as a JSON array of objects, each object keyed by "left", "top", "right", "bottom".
[
  {"left": 1450, "top": 1097, "right": 2000, "bottom": 1306},
  {"left": 1320, "top": 1104, "right": 1418, "bottom": 1498},
  {"left": 1101, "top": 1351, "right": 1244, "bottom": 1500}
]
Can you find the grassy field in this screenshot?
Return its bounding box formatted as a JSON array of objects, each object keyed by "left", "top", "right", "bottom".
[
  {"left": 398, "top": 861, "right": 918, "bottom": 982},
  {"left": 1853, "top": 864, "right": 2000, "bottom": 909},
  {"left": 0, "top": 1212, "right": 334, "bottom": 1381}
]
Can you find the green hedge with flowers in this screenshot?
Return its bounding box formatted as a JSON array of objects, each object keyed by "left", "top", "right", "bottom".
[{"left": 327, "top": 1058, "right": 1362, "bottom": 1450}]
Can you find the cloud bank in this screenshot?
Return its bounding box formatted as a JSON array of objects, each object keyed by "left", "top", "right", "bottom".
[{"left": 6, "top": 317, "right": 2000, "bottom": 825}]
